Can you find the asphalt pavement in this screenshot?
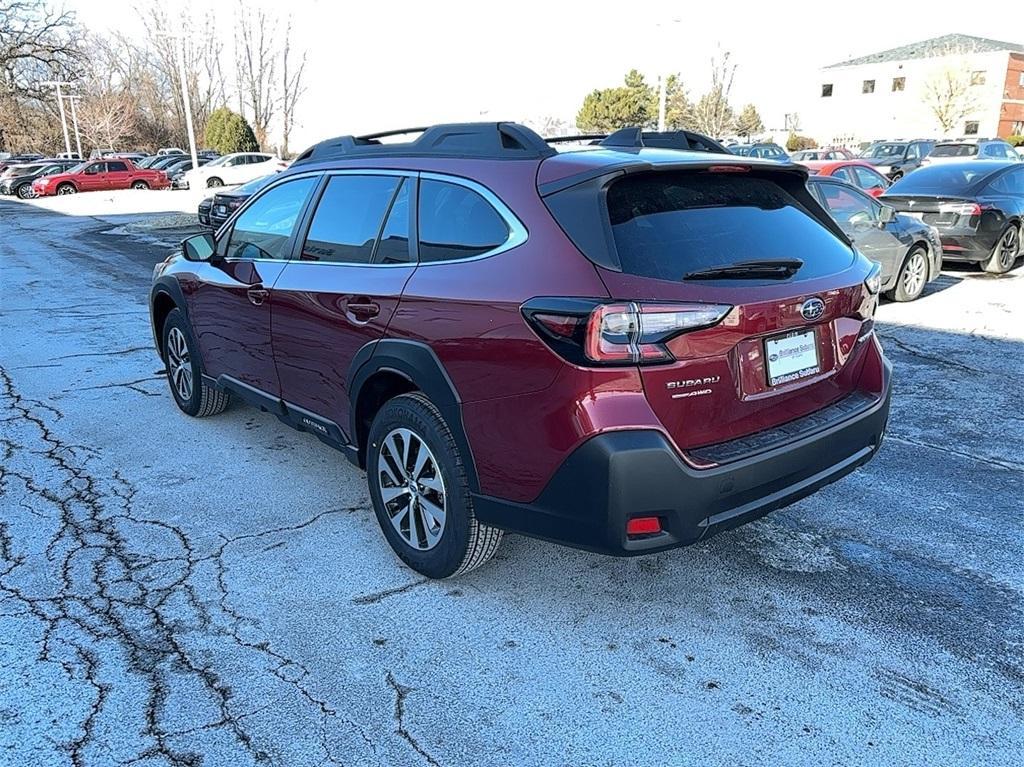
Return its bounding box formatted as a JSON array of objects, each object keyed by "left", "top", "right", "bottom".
[{"left": 1, "top": 193, "right": 1022, "bottom": 766}]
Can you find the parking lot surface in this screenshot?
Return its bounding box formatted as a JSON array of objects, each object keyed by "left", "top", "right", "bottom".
[{"left": 1, "top": 192, "right": 1022, "bottom": 766}]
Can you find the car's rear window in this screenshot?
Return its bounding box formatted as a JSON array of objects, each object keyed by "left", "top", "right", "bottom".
[
  {"left": 931, "top": 144, "right": 977, "bottom": 158},
  {"left": 605, "top": 173, "right": 854, "bottom": 282},
  {"left": 886, "top": 166, "right": 989, "bottom": 195}
]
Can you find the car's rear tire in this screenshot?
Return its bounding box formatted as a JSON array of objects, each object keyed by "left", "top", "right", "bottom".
[
  {"left": 56, "top": 183, "right": 76, "bottom": 195},
  {"left": 206, "top": 177, "right": 223, "bottom": 188},
  {"left": 15, "top": 183, "right": 34, "bottom": 199},
  {"left": 132, "top": 180, "right": 149, "bottom": 190},
  {"left": 886, "top": 245, "right": 929, "bottom": 302},
  {"left": 366, "top": 392, "right": 502, "bottom": 579},
  {"left": 982, "top": 224, "right": 1020, "bottom": 274},
  {"left": 161, "top": 309, "right": 230, "bottom": 418}
]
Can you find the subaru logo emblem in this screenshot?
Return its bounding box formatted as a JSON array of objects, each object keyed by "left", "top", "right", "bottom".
[{"left": 801, "top": 297, "right": 825, "bottom": 321}]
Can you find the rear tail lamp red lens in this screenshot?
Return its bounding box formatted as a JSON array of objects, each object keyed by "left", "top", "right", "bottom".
[
  {"left": 626, "top": 517, "right": 662, "bottom": 537},
  {"left": 522, "top": 298, "right": 731, "bottom": 367}
]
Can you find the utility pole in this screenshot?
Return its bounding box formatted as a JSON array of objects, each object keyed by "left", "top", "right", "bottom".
[
  {"left": 658, "top": 76, "right": 667, "bottom": 133},
  {"left": 41, "top": 80, "right": 73, "bottom": 156},
  {"left": 65, "top": 94, "right": 83, "bottom": 158},
  {"left": 156, "top": 29, "right": 199, "bottom": 171}
]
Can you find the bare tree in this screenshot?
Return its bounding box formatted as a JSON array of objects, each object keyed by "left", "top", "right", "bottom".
[
  {"left": 921, "top": 52, "right": 980, "bottom": 135},
  {"left": 235, "top": 2, "right": 277, "bottom": 150},
  {"left": 76, "top": 90, "right": 136, "bottom": 150},
  {"left": 279, "top": 17, "right": 306, "bottom": 158},
  {"left": 690, "top": 50, "right": 736, "bottom": 138}
]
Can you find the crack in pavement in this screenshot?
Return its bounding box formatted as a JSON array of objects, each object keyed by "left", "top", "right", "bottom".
[
  {"left": 386, "top": 672, "right": 442, "bottom": 767},
  {"left": 885, "top": 433, "right": 1024, "bottom": 472},
  {"left": 352, "top": 579, "right": 429, "bottom": 606},
  {"left": 0, "top": 364, "right": 380, "bottom": 765},
  {"left": 876, "top": 331, "right": 1011, "bottom": 379}
]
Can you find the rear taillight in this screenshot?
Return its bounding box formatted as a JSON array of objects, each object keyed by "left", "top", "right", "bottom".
[
  {"left": 939, "top": 202, "right": 982, "bottom": 217},
  {"left": 523, "top": 298, "right": 731, "bottom": 366}
]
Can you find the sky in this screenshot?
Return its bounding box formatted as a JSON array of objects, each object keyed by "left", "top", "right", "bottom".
[{"left": 63, "top": 0, "right": 1021, "bottom": 150}]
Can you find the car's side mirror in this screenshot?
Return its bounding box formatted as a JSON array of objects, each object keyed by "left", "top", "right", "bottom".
[
  {"left": 878, "top": 205, "right": 896, "bottom": 224},
  {"left": 182, "top": 232, "right": 217, "bottom": 262}
]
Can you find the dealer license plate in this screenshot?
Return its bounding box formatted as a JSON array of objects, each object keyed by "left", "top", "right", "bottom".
[{"left": 765, "top": 330, "right": 820, "bottom": 386}]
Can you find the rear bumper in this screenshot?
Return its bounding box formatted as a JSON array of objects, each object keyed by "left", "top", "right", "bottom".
[
  {"left": 473, "top": 358, "right": 892, "bottom": 556},
  {"left": 937, "top": 233, "right": 993, "bottom": 262}
]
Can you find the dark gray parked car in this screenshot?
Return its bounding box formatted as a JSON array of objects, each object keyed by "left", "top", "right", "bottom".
[{"left": 809, "top": 176, "right": 942, "bottom": 302}]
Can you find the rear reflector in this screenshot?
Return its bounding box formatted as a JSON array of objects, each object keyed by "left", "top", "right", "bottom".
[{"left": 626, "top": 517, "right": 662, "bottom": 537}]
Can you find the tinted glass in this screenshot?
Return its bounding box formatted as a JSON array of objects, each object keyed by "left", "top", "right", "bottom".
[
  {"left": 107, "top": 161, "right": 129, "bottom": 172},
  {"left": 831, "top": 167, "right": 853, "bottom": 183},
  {"left": 225, "top": 177, "right": 316, "bottom": 260},
  {"left": 606, "top": 173, "right": 854, "bottom": 282},
  {"left": 815, "top": 183, "right": 877, "bottom": 223},
  {"left": 418, "top": 179, "right": 509, "bottom": 262},
  {"left": 862, "top": 143, "right": 906, "bottom": 159},
  {"left": 986, "top": 168, "right": 1024, "bottom": 195},
  {"left": 235, "top": 175, "right": 274, "bottom": 195},
  {"left": 375, "top": 179, "right": 412, "bottom": 264},
  {"left": 887, "top": 166, "right": 993, "bottom": 195},
  {"left": 301, "top": 175, "right": 400, "bottom": 263},
  {"left": 931, "top": 144, "right": 977, "bottom": 158}
]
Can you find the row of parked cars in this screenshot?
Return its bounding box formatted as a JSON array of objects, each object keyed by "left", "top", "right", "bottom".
[{"left": 0, "top": 148, "right": 287, "bottom": 198}]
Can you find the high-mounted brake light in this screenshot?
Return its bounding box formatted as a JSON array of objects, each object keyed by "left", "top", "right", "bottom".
[
  {"left": 522, "top": 298, "right": 732, "bottom": 367},
  {"left": 706, "top": 165, "right": 750, "bottom": 173}
]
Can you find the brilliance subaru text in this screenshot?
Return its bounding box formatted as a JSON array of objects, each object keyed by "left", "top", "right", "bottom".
[{"left": 150, "top": 123, "right": 892, "bottom": 578}]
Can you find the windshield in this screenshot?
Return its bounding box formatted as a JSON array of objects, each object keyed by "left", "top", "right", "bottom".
[
  {"left": 65, "top": 162, "right": 89, "bottom": 174},
  {"left": 886, "top": 165, "right": 991, "bottom": 195},
  {"left": 39, "top": 164, "right": 65, "bottom": 176},
  {"left": 862, "top": 143, "right": 906, "bottom": 159},
  {"left": 930, "top": 144, "right": 978, "bottom": 158},
  {"left": 206, "top": 155, "right": 230, "bottom": 167}
]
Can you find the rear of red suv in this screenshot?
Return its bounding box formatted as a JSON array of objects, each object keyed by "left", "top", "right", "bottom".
[
  {"left": 151, "top": 124, "right": 890, "bottom": 579},
  {"left": 465, "top": 148, "right": 890, "bottom": 556}
]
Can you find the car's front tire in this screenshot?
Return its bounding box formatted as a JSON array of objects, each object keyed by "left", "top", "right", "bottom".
[
  {"left": 982, "top": 224, "right": 1020, "bottom": 274},
  {"left": 367, "top": 393, "right": 502, "bottom": 579},
  {"left": 161, "top": 309, "right": 230, "bottom": 417},
  {"left": 887, "top": 245, "right": 929, "bottom": 302},
  {"left": 15, "top": 183, "right": 34, "bottom": 199},
  {"left": 56, "top": 183, "right": 76, "bottom": 195},
  {"left": 206, "top": 177, "right": 223, "bottom": 188}
]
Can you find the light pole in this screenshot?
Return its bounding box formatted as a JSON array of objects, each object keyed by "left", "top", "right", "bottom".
[
  {"left": 654, "top": 18, "right": 682, "bottom": 132},
  {"left": 65, "top": 94, "right": 83, "bottom": 158},
  {"left": 41, "top": 80, "right": 73, "bottom": 156},
  {"left": 155, "top": 29, "right": 199, "bottom": 172}
]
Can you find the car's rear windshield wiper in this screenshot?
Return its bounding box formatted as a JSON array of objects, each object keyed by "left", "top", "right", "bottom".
[{"left": 683, "top": 258, "right": 804, "bottom": 281}]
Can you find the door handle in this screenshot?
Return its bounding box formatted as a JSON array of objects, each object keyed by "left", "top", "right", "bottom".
[
  {"left": 346, "top": 299, "right": 380, "bottom": 322},
  {"left": 247, "top": 287, "right": 269, "bottom": 306}
]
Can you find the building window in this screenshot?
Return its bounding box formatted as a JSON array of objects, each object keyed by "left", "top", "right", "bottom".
[
  {"left": 964, "top": 121, "right": 979, "bottom": 135},
  {"left": 891, "top": 77, "right": 905, "bottom": 92},
  {"left": 862, "top": 80, "right": 875, "bottom": 94},
  {"left": 970, "top": 71, "right": 986, "bottom": 86},
  {"left": 1012, "top": 121, "right": 1024, "bottom": 134},
  {"left": 1019, "top": 72, "right": 1024, "bottom": 87},
  {"left": 821, "top": 83, "right": 833, "bottom": 97}
]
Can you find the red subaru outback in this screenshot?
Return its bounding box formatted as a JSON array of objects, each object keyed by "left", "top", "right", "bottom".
[{"left": 150, "top": 123, "right": 891, "bottom": 578}]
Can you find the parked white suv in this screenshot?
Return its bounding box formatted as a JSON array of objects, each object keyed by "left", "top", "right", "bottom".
[
  {"left": 182, "top": 152, "right": 286, "bottom": 189},
  {"left": 921, "top": 139, "right": 1021, "bottom": 167}
]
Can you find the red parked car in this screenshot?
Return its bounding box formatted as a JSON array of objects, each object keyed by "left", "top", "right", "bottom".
[
  {"left": 32, "top": 158, "right": 170, "bottom": 196},
  {"left": 800, "top": 160, "right": 891, "bottom": 197},
  {"left": 150, "top": 123, "right": 891, "bottom": 578}
]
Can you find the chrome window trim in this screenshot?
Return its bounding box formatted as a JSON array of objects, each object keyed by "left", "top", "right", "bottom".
[{"left": 218, "top": 168, "right": 528, "bottom": 266}]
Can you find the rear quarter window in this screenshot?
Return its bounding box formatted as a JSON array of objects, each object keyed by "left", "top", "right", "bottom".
[
  {"left": 605, "top": 173, "right": 854, "bottom": 282},
  {"left": 418, "top": 179, "right": 510, "bottom": 262}
]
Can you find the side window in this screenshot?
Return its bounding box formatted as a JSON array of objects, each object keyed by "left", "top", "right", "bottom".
[
  {"left": 905, "top": 144, "right": 920, "bottom": 161},
  {"left": 107, "top": 161, "right": 128, "bottom": 172},
  {"left": 227, "top": 156, "right": 243, "bottom": 167},
  {"left": 300, "top": 174, "right": 400, "bottom": 263},
  {"left": 418, "top": 179, "right": 510, "bottom": 262},
  {"left": 224, "top": 177, "right": 316, "bottom": 261},
  {"left": 831, "top": 167, "right": 853, "bottom": 183},
  {"left": 987, "top": 168, "right": 1024, "bottom": 195},
  {"left": 853, "top": 166, "right": 886, "bottom": 191},
  {"left": 817, "top": 183, "right": 876, "bottom": 224},
  {"left": 85, "top": 163, "right": 103, "bottom": 174},
  {"left": 375, "top": 180, "right": 412, "bottom": 264}
]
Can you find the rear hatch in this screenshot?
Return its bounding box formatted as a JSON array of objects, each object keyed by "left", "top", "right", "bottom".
[
  {"left": 542, "top": 162, "right": 875, "bottom": 452},
  {"left": 882, "top": 165, "right": 988, "bottom": 229}
]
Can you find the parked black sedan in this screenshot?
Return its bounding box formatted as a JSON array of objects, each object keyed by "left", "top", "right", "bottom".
[
  {"left": 0, "top": 159, "right": 80, "bottom": 198},
  {"left": 197, "top": 174, "right": 274, "bottom": 228},
  {"left": 882, "top": 162, "right": 1023, "bottom": 274},
  {"left": 808, "top": 176, "right": 943, "bottom": 301}
]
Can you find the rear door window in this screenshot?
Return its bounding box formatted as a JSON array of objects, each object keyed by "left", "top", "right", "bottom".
[
  {"left": 605, "top": 172, "right": 854, "bottom": 282},
  {"left": 418, "top": 179, "right": 509, "bottom": 262},
  {"left": 300, "top": 174, "right": 401, "bottom": 263}
]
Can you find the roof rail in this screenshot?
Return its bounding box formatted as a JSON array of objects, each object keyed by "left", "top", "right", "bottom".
[
  {"left": 292, "top": 122, "right": 556, "bottom": 165},
  {"left": 544, "top": 134, "right": 608, "bottom": 144}
]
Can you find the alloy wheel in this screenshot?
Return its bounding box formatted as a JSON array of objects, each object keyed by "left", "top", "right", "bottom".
[
  {"left": 57, "top": 185, "right": 76, "bottom": 195},
  {"left": 166, "top": 327, "right": 193, "bottom": 401},
  {"left": 377, "top": 428, "right": 446, "bottom": 551},
  {"left": 16, "top": 185, "right": 34, "bottom": 199},
  {"left": 998, "top": 227, "right": 1019, "bottom": 270},
  {"left": 902, "top": 251, "right": 927, "bottom": 297}
]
